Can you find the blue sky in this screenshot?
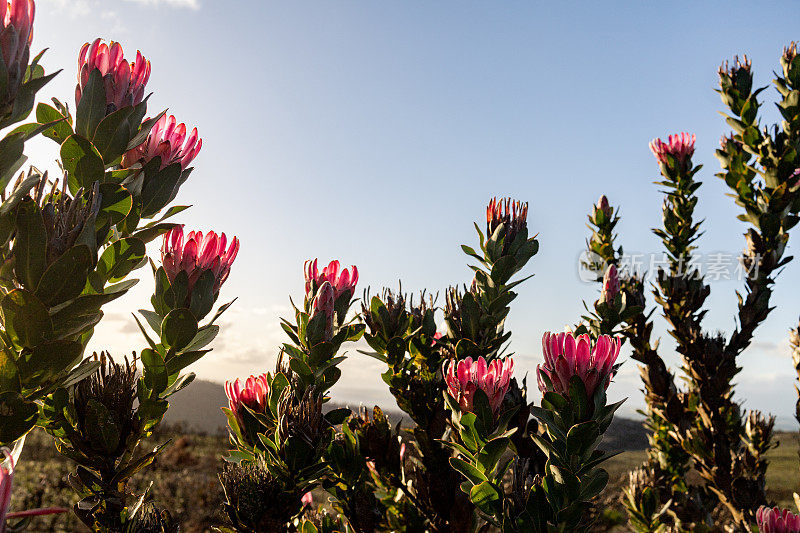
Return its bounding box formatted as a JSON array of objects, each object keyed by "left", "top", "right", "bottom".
[{"left": 30, "top": 1, "right": 800, "bottom": 425}]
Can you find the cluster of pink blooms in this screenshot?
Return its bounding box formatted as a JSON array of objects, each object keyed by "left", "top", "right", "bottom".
[
  {"left": 304, "top": 259, "right": 358, "bottom": 300},
  {"left": 757, "top": 506, "right": 800, "bottom": 533},
  {"left": 0, "top": 0, "right": 34, "bottom": 74},
  {"left": 161, "top": 226, "right": 239, "bottom": 295},
  {"left": 122, "top": 114, "right": 202, "bottom": 171},
  {"left": 76, "top": 38, "right": 151, "bottom": 113},
  {"left": 537, "top": 332, "right": 621, "bottom": 398},
  {"left": 444, "top": 356, "right": 514, "bottom": 415},
  {"left": 649, "top": 132, "right": 696, "bottom": 167},
  {"left": 225, "top": 373, "right": 269, "bottom": 416},
  {"left": 601, "top": 264, "right": 620, "bottom": 303}
]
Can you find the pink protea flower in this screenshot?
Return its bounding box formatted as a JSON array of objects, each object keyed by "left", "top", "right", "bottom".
[
  {"left": 596, "top": 195, "right": 612, "bottom": 219},
  {"left": 121, "top": 114, "right": 202, "bottom": 171},
  {"left": 601, "top": 264, "right": 620, "bottom": 303},
  {"left": 486, "top": 197, "right": 528, "bottom": 244},
  {"left": 161, "top": 226, "right": 239, "bottom": 296},
  {"left": 225, "top": 373, "right": 269, "bottom": 416},
  {"left": 757, "top": 506, "right": 800, "bottom": 533},
  {"left": 304, "top": 259, "right": 358, "bottom": 300},
  {"left": 537, "top": 332, "right": 621, "bottom": 398},
  {"left": 649, "top": 132, "right": 696, "bottom": 167},
  {"left": 0, "top": 0, "right": 34, "bottom": 78},
  {"left": 443, "top": 356, "right": 514, "bottom": 415},
  {"left": 76, "top": 38, "right": 151, "bottom": 113}
]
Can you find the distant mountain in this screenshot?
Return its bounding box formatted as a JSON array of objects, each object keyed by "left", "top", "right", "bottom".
[{"left": 165, "top": 379, "right": 649, "bottom": 451}]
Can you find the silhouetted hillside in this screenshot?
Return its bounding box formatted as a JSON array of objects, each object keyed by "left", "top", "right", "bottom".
[{"left": 166, "top": 380, "right": 649, "bottom": 451}]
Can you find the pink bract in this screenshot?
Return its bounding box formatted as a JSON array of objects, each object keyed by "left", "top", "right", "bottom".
[
  {"left": 122, "top": 114, "right": 202, "bottom": 171},
  {"left": 537, "top": 332, "right": 621, "bottom": 398},
  {"left": 649, "top": 132, "right": 696, "bottom": 166},
  {"left": 76, "top": 38, "right": 151, "bottom": 112},
  {"left": 444, "top": 356, "right": 514, "bottom": 415},
  {"left": 304, "top": 259, "right": 358, "bottom": 300},
  {"left": 225, "top": 373, "right": 270, "bottom": 415},
  {"left": 161, "top": 226, "right": 239, "bottom": 295},
  {"left": 0, "top": 0, "right": 34, "bottom": 71},
  {"left": 757, "top": 506, "right": 800, "bottom": 533}
]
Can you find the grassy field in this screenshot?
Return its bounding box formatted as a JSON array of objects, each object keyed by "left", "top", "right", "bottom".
[{"left": 8, "top": 428, "right": 800, "bottom": 532}]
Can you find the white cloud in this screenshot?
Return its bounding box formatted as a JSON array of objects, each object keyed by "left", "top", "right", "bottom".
[{"left": 124, "top": 0, "right": 200, "bottom": 9}]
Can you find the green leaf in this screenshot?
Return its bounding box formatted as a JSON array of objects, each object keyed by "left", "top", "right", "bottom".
[
  {"left": 141, "top": 348, "right": 168, "bottom": 393},
  {"left": 85, "top": 399, "right": 120, "bottom": 454},
  {"left": 61, "top": 135, "right": 105, "bottom": 191},
  {"left": 188, "top": 269, "right": 215, "bottom": 320},
  {"left": 13, "top": 198, "right": 47, "bottom": 291},
  {"left": 36, "top": 103, "right": 73, "bottom": 144},
  {"left": 0, "top": 392, "right": 38, "bottom": 444},
  {"left": 469, "top": 481, "right": 500, "bottom": 511},
  {"left": 92, "top": 105, "right": 135, "bottom": 163},
  {"left": 18, "top": 340, "right": 83, "bottom": 387},
  {"left": 160, "top": 372, "right": 195, "bottom": 399},
  {"left": 161, "top": 308, "right": 198, "bottom": 351},
  {"left": 97, "top": 183, "right": 133, "bottom": 227},
  {"left": 75, "top": 68, "right": 106, "bottom": 139},
  {"left": 164, "top": 349, "right": 210, "bottom": 376},
  {"left": 35, "top": 245, "right": 92, "bottom": 307},
  {"left": 140, "top": 163, "right": 182, "bottom": 218},
  {"left": 92, "top": 237, "right": 145, "bottom": 286},
  {"left": 183, "top": 325, "right": 219, "bottom": 352},
  {"left": 450, "top": 457, "right": 488, "bottom": 485},
  {"left": 0, "top": 350, "right": 21, "bottom": 393},
  {"left": 1, "top": 290, "right": 52, "bottom": 348}
]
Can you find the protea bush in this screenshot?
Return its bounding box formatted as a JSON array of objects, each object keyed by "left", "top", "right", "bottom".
[{"left": 0, "top": 3, "right": 799, "bottom": 532}]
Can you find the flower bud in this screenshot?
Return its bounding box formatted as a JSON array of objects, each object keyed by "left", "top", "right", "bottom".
[
  {"left": 311, "top": 281, "right": 336, "bottom": 341},
  {"left": 76, "top": 38, "right": 150, "bottom": 115},
  {"left": 0, "top": 0, "right": 34, "bottom": 114},
  {"left": 537, "top": 332, "right": 621, "bottom": 398},
  {"left": 226, "top": 373, "right": 270, "bottom": 417},
  {"left": 596, "top": 195, "right": 612, "bottom": 219},
  {"left": 601, "top": 264, "right": 620, "bottom": 303},
  {"left": 122, "top": 114, "right": 202, "bottom": 171},
  {"left": 443, "top": 356, "right": 514, "bottom": 415}
]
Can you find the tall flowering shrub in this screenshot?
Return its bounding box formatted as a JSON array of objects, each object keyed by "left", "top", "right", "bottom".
[{"left": 0, "top": 4, "right": 243, "bottom": 529}]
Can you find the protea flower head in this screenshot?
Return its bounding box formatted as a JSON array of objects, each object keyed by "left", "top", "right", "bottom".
[
  {"left": 301, "top": 492, "right": 313, "bottom": 507},
  {"left": 757, "top": 506, "right": 800, "bottom": 533},
  {"left": 122, "top": 114, "right": 202, "bottom": 171},
  {"left": 649, "top": 132, "right": 696, "bottom": 171},
  {"left": 304, "top": 259, "right": 358, "bottom": 300},
  {"left": 601, "top": 264, "right": 620, "bottom": 303},
  {"left": 226, "top": 373, "right": 269, "bottom": 423},
  {"left": 0, "top": 0, "right": 34, "bottom": 107},
  {"left": 443, "top": 356, "right": 514, "bottom": 415},
  {"left": 161, "top": 226, "right": 239, "bottom": 297},
  {"left": 76, "top": 38, "right": 151, "bottom": 114},
  {"left": 537, "top": 332, "right": 621, "bottom": 398},
  {"left": 486, "top": 197, "right": 528, "bottom": 250}
]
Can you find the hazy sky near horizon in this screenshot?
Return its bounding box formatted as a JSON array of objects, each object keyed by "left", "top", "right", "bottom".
[{"left": 28, "top": 0, "right": 800, "bottom": 425}]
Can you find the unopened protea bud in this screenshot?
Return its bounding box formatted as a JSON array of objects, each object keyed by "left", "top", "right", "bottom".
[
  {"left": 443, "top": 356, "right": 514, "bottom": 415},
  {"left": 649, "top": 132, "right": 696, "bottom": 171},
  {"left": 311, "top": 281, "right": 336, "bottom": 341},
  {"left": 76, "top": 38, "right": 151, "bottom": 114},
  {"left": 537, "top": 332, "right": 621, "bottom": 398},
  {"left": 122, "top": 114, "right": 202, "bottom": 171},
  {"left": 304, "top": 259, "right": 358, "bottom": 301},
  {"left": 0, "top": 0, "right": 34, "bottom": 114},
  {"left": 486, "top": 197, "right": 528, "bottom": 253},
  {"left": 757, "top": 505, "right": 800, "bottom": 533},
  {"left": 601, "top": 264, "right": 620, "bottom": 303},
  {"left": 161, "top": 226, "right": 239, "bottom": 298},
  {"left": 596, "top": 195, "right": 612, "bottom": 219}
]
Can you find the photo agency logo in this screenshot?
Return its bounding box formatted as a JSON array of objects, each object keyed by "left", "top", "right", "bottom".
[{"left": 577, "top": 251, "right": 763, "bottom": 283}]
